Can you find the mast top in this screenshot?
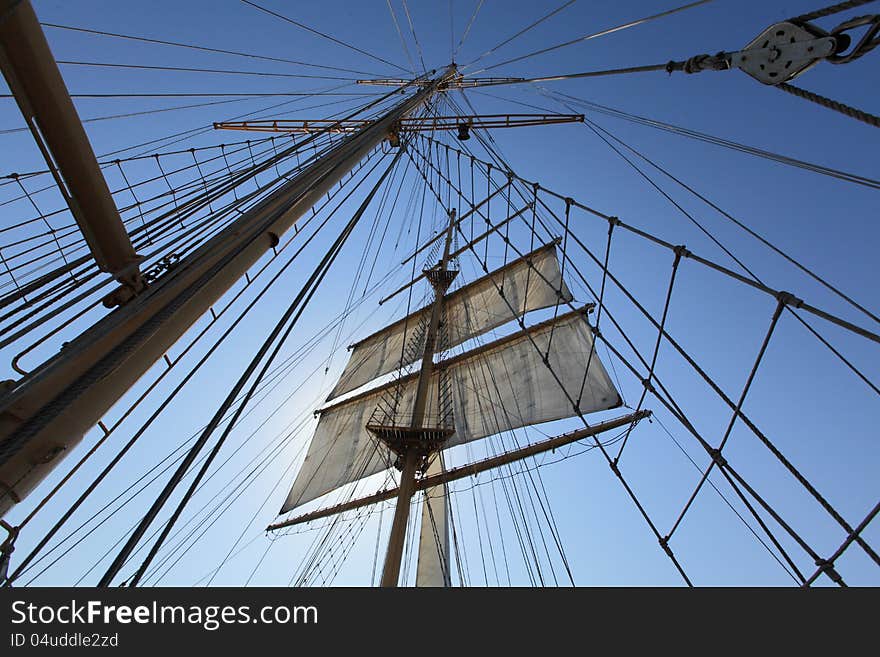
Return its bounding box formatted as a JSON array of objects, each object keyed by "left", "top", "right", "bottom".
[{"left": 425, "top": 209, "right": 459, "bottom": 294}]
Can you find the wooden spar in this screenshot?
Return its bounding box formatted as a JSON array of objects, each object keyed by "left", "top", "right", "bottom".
[
  {"left": 379, "top": 203, "right": 538, "bottom": 306},
  {"left": 267, "top": 410, "right": 651, "bottom": 532},
  {"left": 379, "top": 208, "right": 457, "bottom": 587},
  {"left": 350, "top": 235, "right": 558, "bottom": 354},
  {"left": 213, "top": 114, "right": 584, "bottom": 134},
  {"left": 320, "top": 302, "right": 593, "bottom": 418},
  {"left": 0, "top": 1, "right": 142, "bottom": 287}
]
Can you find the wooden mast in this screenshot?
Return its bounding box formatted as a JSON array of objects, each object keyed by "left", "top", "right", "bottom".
[
  {"left": 0, "top": 60, "right": 456, "bottom": 517},
  {"left": 379, "top": 208, "right": 458, "bottom": 587}
]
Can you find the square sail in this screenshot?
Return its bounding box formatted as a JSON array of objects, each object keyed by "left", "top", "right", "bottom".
[
  {"left": 327, "top": 241, "right": 573, "bottom": 399},
  {"left": 281, "top": 308, "right": 620, "bottom": 513}
]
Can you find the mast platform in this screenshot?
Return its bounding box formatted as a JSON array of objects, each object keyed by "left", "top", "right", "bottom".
[{"left": 366, "top": 425, "right": 454, "bottom": 466}]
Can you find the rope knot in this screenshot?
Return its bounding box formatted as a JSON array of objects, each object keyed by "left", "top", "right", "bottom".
[
  {"left": 709, "top": 448, "right": 727, "bottom": 468},
  {"left": 673, "top": 244, "right": 691, "bottom": 259},
  {"left": 0, "top": 523, "right": 19, "bottom": 583},
  {"left": 775, "top": 290, "right": 803, "bottom": 308},
  {"left": 681, "top": 52, "right": 730, "bottom": 74},
  {"left": 609, "top": 459, "right": 621, "bottom": 477},
  {"left": 814, "top": 558, "right": 844, "bottom": 584}
]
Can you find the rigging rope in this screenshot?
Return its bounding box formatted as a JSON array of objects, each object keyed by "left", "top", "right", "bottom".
[
  {"left": 461, "top": 0, "right": 577, "bottom": 70},
  {"left": 0, "top": 92, "right": 379, "bottom": 97},
  {"left": 0, "top": 97, "right": 268, "bottom": 137},
  {"left": 418, "top": 134, "right": 880, "bottom": 345},
  {"left": 775, "top": 82, "right": 880, "bottom": 128},
  {"left": 788, "top": 0, "right": 877, "bottom": 23},
  {"left": 411, "top": 130, "right": 876, "bottom": 583},
  {"left": 10, "top": 214, "right": 406, "bottom": 586},
  {"left": 5, "top": 1, "right": 877, "bottom": 586},
  {"left": 40, "top": 22, "right": 383, "bottom": 77},
  {"left": 112, "top": 151, "right": 404, "bottom": 587},
  {"left": 513, "top": 88, "right": 880, "bottom": 189},
  {"left": 0, "top": 105, "right": 394, "bottom": 494},
  {"left": 467, "top": 0, "right": 713, "bottom": 74},
  {"left": 401, "top": 0, "right": 428, "bottom": 73},
  {"left": 56, "top": 60, "right": 358, "bottom": 81},
  {"left": 0, "top": 87, "right": 402, "bottom": 343},
  {"left": 453, "top": 0, "right": 485, "bottom": 60},
  {"left": 385, "top": 0, "right": 417, "bottom": 74},
  {"left": 240, "top": 0, "right": 410, "bottom": 74},
  {"left": 408, "top": 139, "right": 694, "bottom": 585}
]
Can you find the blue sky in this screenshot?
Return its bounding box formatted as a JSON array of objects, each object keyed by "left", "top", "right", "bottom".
[{"left": 1, "top": 0, "right": 877, "bottom": 587}]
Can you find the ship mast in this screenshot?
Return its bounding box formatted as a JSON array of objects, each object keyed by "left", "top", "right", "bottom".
[
  {"left": 270, "top": 211, "right": 637, "bottom": 586},
  {"left": 0, "top": 26, "right": 456, "bottom": 516},
  {"left": 379, "top": 208, "right": 458, "bottom": 587}
]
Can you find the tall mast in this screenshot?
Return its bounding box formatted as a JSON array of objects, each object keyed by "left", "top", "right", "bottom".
[
  {"left": 0, "top": 61, "right": 456, "bottom": 516},
  {"left": 380, "top": 208, "right": 457, "bottom": 587}
]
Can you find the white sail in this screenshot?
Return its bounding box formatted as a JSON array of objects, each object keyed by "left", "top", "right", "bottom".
[
  {"left": 281, "top": 308, "right": 619, "bottom": 513},
  {"left": 415, "top": 455, "right": 451, "bottom": 587},
  {"left": 327, "top": 241, "right": 572, "bottom": 399}
]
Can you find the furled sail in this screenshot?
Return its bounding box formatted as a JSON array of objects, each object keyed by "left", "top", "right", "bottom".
[
  {"left": 327, "top": 241, "right": 572, "bottom": 399},
  {"left": 415, "top": 456, "right": 451, "bottom": 587},
  {"left": 281, "top": 307, "right": 620, "bottom": 513}
]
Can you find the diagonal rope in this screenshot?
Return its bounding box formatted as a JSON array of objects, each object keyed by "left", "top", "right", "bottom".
[
  {"left": 401, "top": 0, "right": 428, "bottom": 72},
  {"left": 776, "top": 82, "right": 880, "bottom": 129},
  {"left": 414, "top": 131, "right": 877, "bottom": 582},
  {"left": 386, "top": 0, "right": 417, "bottom": 73},
  {"left": 788, "top": 0, "right": 878, "bottom": 24},
  {"left": 241, "top": 0, "right": 410, "bottom": 74},
  {"left": 461, "top": 0, "right": 577, "bottom": 70},
  {"left": 454, "top": 0, "right": 485, "bottom": 60},
  {"left": 468, "top": 0, "right": 714, "bottom": 74},
  {"left": 41, "top": 22, "right": 382, "bottom": 76},
  {"left": 57, "top": 59, "right": 358, "bottom": 81},
  {"left": 540, "top": 89, "right": 880, "bottom": 190}
]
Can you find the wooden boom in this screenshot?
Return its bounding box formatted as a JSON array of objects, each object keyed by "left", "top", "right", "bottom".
[
  {"left": 267, "top": 410, "right": 651, "bottom": 531},
  {"left": 214, "top": 113, "right": 584, "bottom": 134}
]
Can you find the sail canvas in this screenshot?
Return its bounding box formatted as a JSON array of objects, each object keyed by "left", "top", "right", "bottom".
[
  {"left": 327, "top": 242, "right": 573, "bottom": 399},
  {"left": 282, "top": 309, "right": 620, "bottom": 513}
]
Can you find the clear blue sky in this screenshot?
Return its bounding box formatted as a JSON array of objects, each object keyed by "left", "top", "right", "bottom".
[{"left": 1, "top": 0, "right": 877, "bottom": 587}]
